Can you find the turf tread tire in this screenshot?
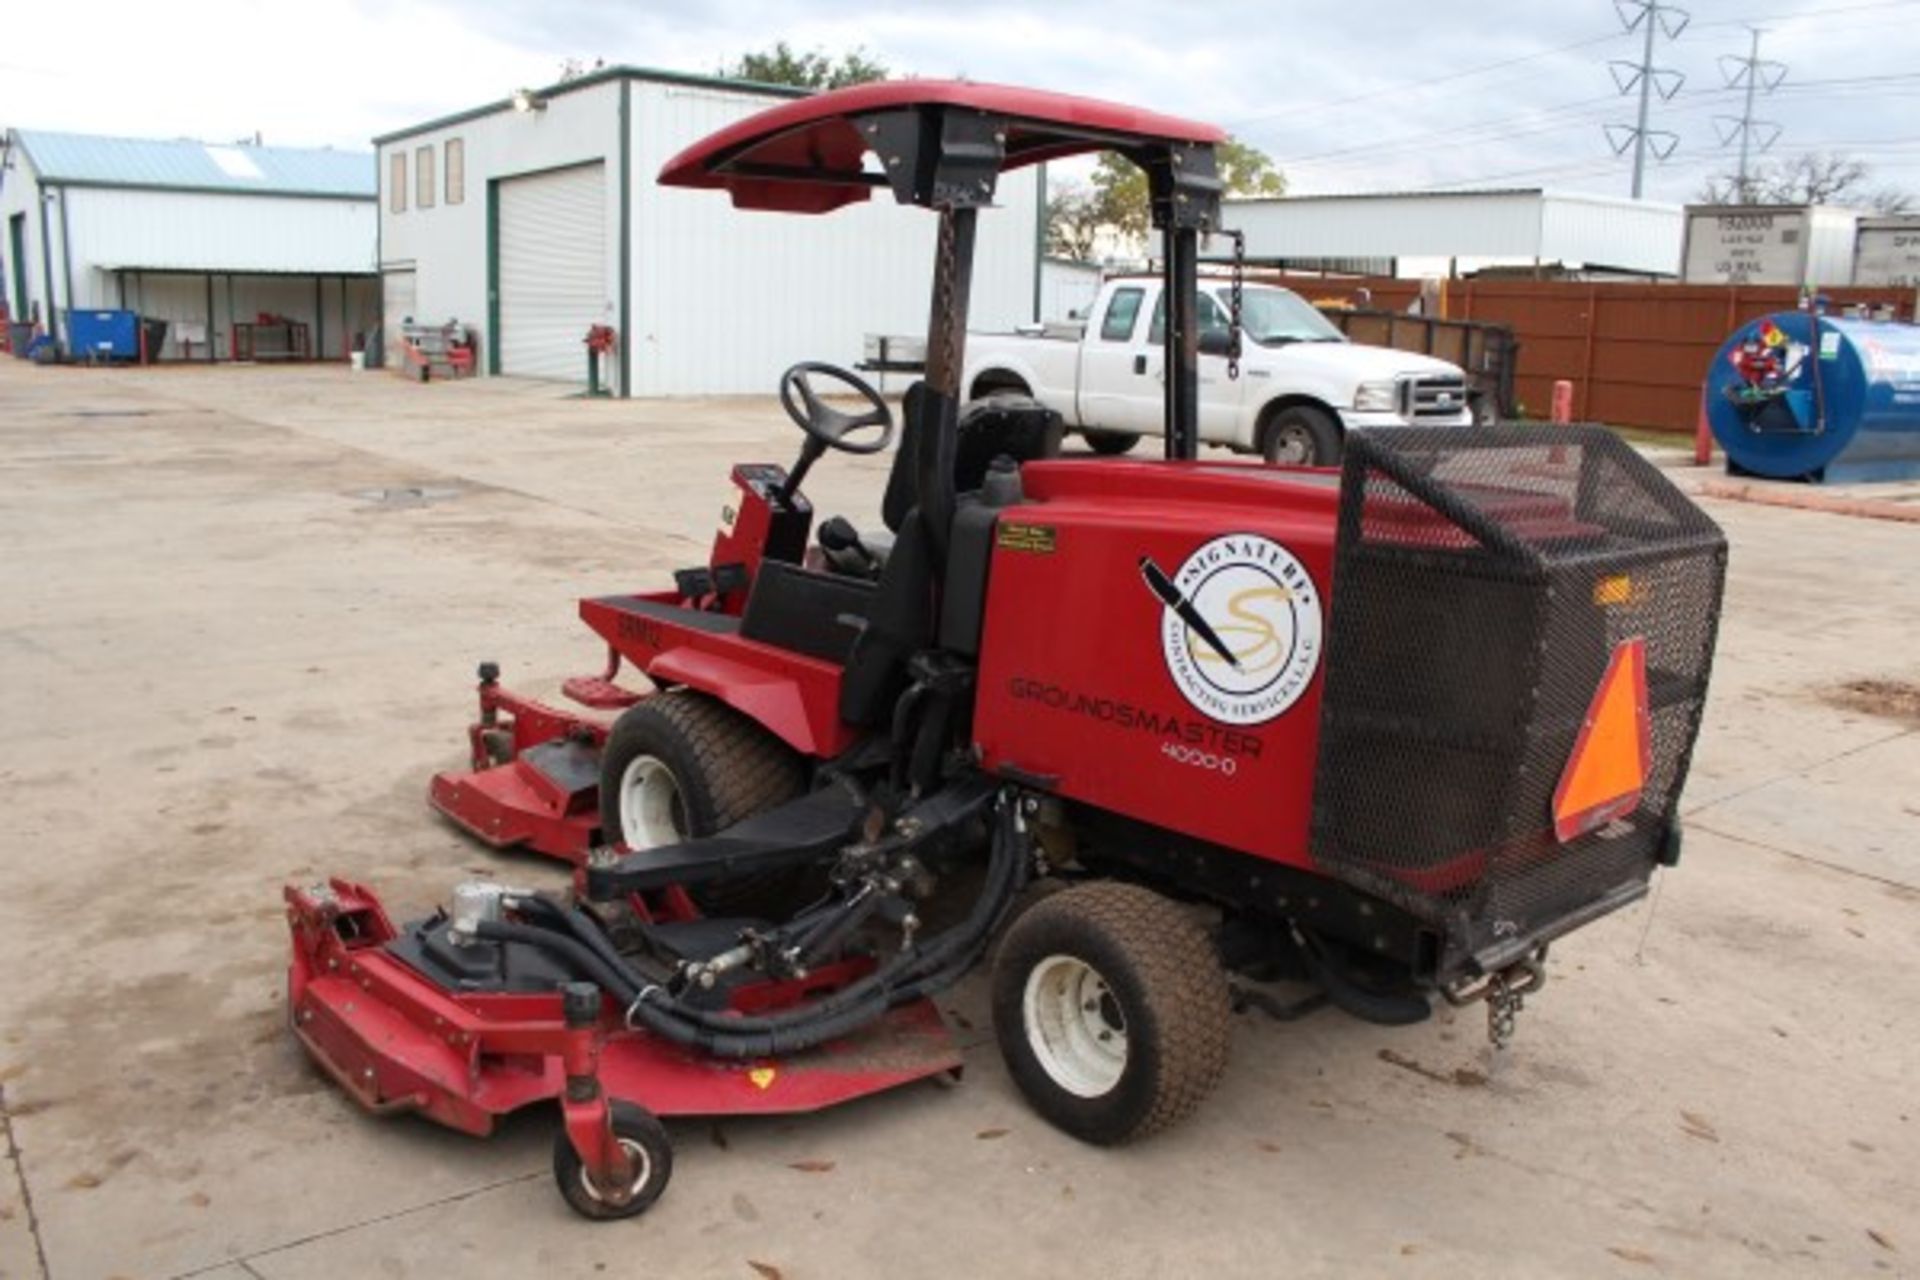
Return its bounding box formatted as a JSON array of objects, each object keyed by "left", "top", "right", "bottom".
[
  {"left": 992, "top": 882, "right": 1231, "bottom": 1145},
  {"left": 598, "top": 690, "right": 807, "bottom": 916},
  {"left": 1082, "top": 429, "right": 1141, "bottom": 456}
]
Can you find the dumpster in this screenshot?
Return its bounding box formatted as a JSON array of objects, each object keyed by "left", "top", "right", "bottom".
[{"left": 66, "top": 309, "right": 141, "bottom": 362}]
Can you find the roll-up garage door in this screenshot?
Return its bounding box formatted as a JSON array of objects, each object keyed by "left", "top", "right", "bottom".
[{"left": 497, "top": 162, "right": 607, "bottom": 382}]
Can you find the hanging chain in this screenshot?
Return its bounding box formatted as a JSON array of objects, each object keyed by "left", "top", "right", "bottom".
[
  {"left": 1227, "top": 228, "right": 1245, "bottom": 382},
  {"left": 930, "top": 210, "right": 961, "bottom": 394}
]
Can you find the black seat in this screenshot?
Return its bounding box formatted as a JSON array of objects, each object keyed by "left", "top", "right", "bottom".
[{"left": 738, "top": 560, "right": 875, "bottom": 665}]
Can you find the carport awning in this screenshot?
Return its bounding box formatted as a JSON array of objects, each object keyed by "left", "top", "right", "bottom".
[{"left": 97, "top": 263, "right": 377, "bottom": 276}]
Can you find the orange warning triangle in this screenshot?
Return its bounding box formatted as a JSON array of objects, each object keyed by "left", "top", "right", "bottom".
[{"left": 1552, "top": 637, "right": 1652, "bottom": 843}]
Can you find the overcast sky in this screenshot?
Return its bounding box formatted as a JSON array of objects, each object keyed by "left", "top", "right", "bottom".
[{"left": 4, "top": 0, "right": 1917, "bottom": 205}]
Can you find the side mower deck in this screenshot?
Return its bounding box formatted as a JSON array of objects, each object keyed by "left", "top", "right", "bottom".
[{"left": 286, "top": 880, "right": 962, "bottom": 1136}]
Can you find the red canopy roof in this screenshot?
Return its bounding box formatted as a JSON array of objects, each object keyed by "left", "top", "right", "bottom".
[{"left": 657, "top": 79, "right": 1226, "bottom": 214}]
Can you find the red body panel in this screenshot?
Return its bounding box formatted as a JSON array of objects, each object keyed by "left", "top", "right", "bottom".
[
  {"left": 579, "top": 590, "right": 857, "bottom": 759},
  {"left": 974, "top": 459, "right": 1343, "bottom": 869}
]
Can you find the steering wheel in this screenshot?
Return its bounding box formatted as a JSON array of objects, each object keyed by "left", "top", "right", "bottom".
[{"left": 778, "top": 362, "right": 896, "bottom": 455}]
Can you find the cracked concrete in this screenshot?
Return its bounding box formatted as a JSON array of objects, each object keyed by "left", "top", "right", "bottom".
[{"left": 1, "top": 360, "right": 1915, "bottom": 1279}]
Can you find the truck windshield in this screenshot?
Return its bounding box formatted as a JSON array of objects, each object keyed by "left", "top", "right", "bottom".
[{"left": 1233, "top": 286, "right": 1346, "bottom": 345}]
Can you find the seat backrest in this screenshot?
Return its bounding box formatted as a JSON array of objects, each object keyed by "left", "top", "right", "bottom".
[
  {"left": 838, "top": 512, "right": 935, "bottom": 727},
  {"left": 882, "top": 381, "right": 929, "bottom": 535}
]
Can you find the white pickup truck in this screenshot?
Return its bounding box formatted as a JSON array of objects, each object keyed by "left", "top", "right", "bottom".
[{"left": 964, "top": 277, "right": 1473, "bottom": 465}]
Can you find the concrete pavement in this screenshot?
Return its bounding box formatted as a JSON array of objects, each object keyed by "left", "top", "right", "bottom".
[{"left": 0, "top": 361, "right": 1914, "bottom": 1279}]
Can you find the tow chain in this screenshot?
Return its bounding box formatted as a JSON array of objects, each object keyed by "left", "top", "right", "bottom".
[
  {"left": 1226, "top": 228, "right": 1245, "bottom": 382},
  {"left": 931, "top": 210, "right": 961, "bottom": 393},
  {"left": 1486, "top": 972, "right": 1523, "bottom": 1050}
]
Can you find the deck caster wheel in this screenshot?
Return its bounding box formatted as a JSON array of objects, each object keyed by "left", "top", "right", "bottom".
[
  {"left": 553, "top": 1101, "right": 673, "bottom": 1221},
  {"left": 992, "top": 882, "right": 1231, "bottom": 1145}
]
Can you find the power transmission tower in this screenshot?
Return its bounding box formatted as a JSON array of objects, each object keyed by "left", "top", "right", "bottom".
[
  {"left": 1714, "top": 28, "right": 1787, "bottom": 201},
  {"left": 1605, "top": 0, "right": 1689, "bottom": 199}
]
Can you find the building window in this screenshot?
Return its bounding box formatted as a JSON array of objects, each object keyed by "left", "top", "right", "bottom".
[
  {"left": 445, "top": 138, "right": 465, "bottom": 205},
  {"left": 389, "top": 151, "right": 407, "bottom": 213},
  {"left": 416, "top": 145, "right": 436, "bottom": 209}
]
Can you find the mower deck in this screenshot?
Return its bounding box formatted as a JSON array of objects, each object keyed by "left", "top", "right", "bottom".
[{"left": 287, "top": 881, "right": 961, "bottom": 1137}]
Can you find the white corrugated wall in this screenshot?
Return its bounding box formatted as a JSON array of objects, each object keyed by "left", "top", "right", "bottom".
[
  {"left": 65, "top": 188, "right": 375, "bottom": 284},
  {"left": 1040, "top": 258, "right": 1102, "bottom": 320},
  {"left": 627, "top": 80, "right": 1040, "bottom": 397}
]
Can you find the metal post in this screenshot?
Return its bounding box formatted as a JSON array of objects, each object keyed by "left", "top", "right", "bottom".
[
  {"left": 1162, "top": 224, "right": 1199, "bottom": 461},
  {"left": 1630, "top": 10, "right": 1657, "bottom": 199},
  {"left": 917, "top": 206, "right": 978, "bottom": 559}
]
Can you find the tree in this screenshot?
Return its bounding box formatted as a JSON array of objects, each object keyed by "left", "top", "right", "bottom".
[
  {"left": 1052, "top": 137, "right": 1287, "bottom": 259},
  {"left": 724, "top": 42, "right": 888, "bottom": 90},
  {"left": 1045, "top": 181, "right": 1105, "bottom": 259},
  {"left": 1697, "top": 149, "right": 1912, "bottom": 214}
]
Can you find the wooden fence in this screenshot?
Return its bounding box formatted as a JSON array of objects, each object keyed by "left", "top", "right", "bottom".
[{"left": 1261, "top": 273, "right": 1918, "bottom": 434}]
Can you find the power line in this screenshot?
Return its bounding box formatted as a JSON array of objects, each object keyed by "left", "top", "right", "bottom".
[
  {"left": 1685, "top": 0, "right": 1920, "bottom": 29},
  {"left": 1222, "top": 31, "right": 1622, "bottom": 127},
  {"left": 1608, "top": 0, "right": 1691, "bottom": 197}
]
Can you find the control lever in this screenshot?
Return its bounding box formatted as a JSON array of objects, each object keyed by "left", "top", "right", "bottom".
[{"left": 818, "top": 516, "right": 878, "bottom": 572}]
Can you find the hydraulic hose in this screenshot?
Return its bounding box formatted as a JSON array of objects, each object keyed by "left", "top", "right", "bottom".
[{"left": 482, "top": 797, "right": 1029, "bottom": 1058}]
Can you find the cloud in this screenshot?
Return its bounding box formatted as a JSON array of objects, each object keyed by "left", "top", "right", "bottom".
[{"left": 2, "top": 0, "right": 1914, "bottom": 203}]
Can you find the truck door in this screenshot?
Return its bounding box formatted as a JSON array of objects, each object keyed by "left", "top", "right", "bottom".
[
  {"left": 1111, "top": 289, "right": 1241, "bottom": 441},
  {"left": 1076, "top": 283, "right": 1151, "bottom": 431}
]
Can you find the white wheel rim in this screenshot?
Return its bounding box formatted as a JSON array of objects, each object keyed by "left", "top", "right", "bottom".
[
  {"left": 1271, "top": 425, "right": 1312, "bottom": 464},
  {"left": 618, "top": 755, "right": 684, "bottom": 849},
  {"left": 579, "top": 1136, "right": 652, "bottom": 1203},
  {"left": 1022, "top": 954, "right": 1128, "bottom": 1098}
]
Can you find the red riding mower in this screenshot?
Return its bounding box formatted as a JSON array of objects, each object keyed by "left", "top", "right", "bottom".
[{"left": 286, "top": 82, "right": 1727, "bottom": 1219}]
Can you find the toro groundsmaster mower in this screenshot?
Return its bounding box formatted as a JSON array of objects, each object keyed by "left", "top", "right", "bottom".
[{"left": 285, "top": 81, "right": 1727, "bottom": 1219}]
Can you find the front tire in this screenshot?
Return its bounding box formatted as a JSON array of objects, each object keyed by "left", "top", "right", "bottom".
[
  {"left": 552, "top": 1101, "right": 673, "bottom": 1221},
  {"left": 992, "top": 883, "right": 1231, "bottom": 1145},
  {"left": 598, "top": 690, "right": 806, "bottom": 916},
  {"left": 1260, "top": 405, "right": 1341, "bottom": 466},
  {"left": 1082, "top": 429, "right": 1141, "bottom": 456}
]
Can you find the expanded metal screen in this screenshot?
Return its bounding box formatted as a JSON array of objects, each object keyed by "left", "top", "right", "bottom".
[{"left": 1311, "top": 426, "right": 1727, "bottom": 974}]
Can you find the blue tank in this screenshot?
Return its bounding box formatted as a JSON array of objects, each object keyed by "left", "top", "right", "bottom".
[{"left": 1705, "top": 310, "right": 1920, "bottom": 483}]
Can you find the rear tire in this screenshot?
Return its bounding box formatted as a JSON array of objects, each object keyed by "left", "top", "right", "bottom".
[
  {"left": 552, "top": 1101, "right": 673, "bottom": 1221},
  {"left": 1260, "top": 405, "right": 1341, "bottom": 466},
  {"left": 1082, "top": 430, "right": 1141, "bottom": 456},
  {"left": 597, "top": 690, "right": 807, "bottom": 917},
  {"left": 992, "top": 883, "right": 1231, "bottom": 1145}
]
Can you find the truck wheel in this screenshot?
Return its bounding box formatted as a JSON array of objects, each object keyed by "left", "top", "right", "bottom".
[
  {"left": 1261, "top": 405, "right": 1340, "bottom": 466},
  {"left": 598, "top": 690, "right": 806, "bottom": 917},
  {"left": 552, "top": 1101, "right": 673, "bottom": 1221},
  {"left": 1082, "top": 430, "right": 1141, "bottom": 456},
  {"left": 992, "top": 883, "right": 1231, "bottom": 1145}
]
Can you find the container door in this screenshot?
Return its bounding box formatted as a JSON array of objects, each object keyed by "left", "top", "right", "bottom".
[{"left": 496, "top": 161, "right": 608, "bottom": 384}]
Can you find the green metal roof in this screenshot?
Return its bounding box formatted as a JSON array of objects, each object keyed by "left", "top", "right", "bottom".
[{"left": 11, "top": 129, "right": 374, "bottom": 198}]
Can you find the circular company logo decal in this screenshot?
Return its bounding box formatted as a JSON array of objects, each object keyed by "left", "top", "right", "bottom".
[{"left": 1151, "top": 534, "right": 1323, "bottom": 726}]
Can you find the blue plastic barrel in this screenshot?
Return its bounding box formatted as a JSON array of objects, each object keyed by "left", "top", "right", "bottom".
[{"left": 1705, "top": 311, "right": 1920, "bottom": 483}]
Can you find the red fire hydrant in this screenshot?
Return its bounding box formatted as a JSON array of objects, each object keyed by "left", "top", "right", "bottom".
[{"left": 585, "top": 325, "right": 617, "bottom": 397}]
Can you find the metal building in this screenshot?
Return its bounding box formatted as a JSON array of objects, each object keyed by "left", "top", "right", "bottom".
[
  {"left": 376, "top": 66, "right": 1043, "bottom": 396},
  {"left": 1224, "top": 188, "right": 1685, "bottom": 279},
  {"left": 0, "top": 130, "right": 377, "bottom": 360}
]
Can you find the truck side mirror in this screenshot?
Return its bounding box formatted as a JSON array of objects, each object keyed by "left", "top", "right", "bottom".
[{"left": 1198, "top": 329, "right": 1234, "bottom": 358}]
